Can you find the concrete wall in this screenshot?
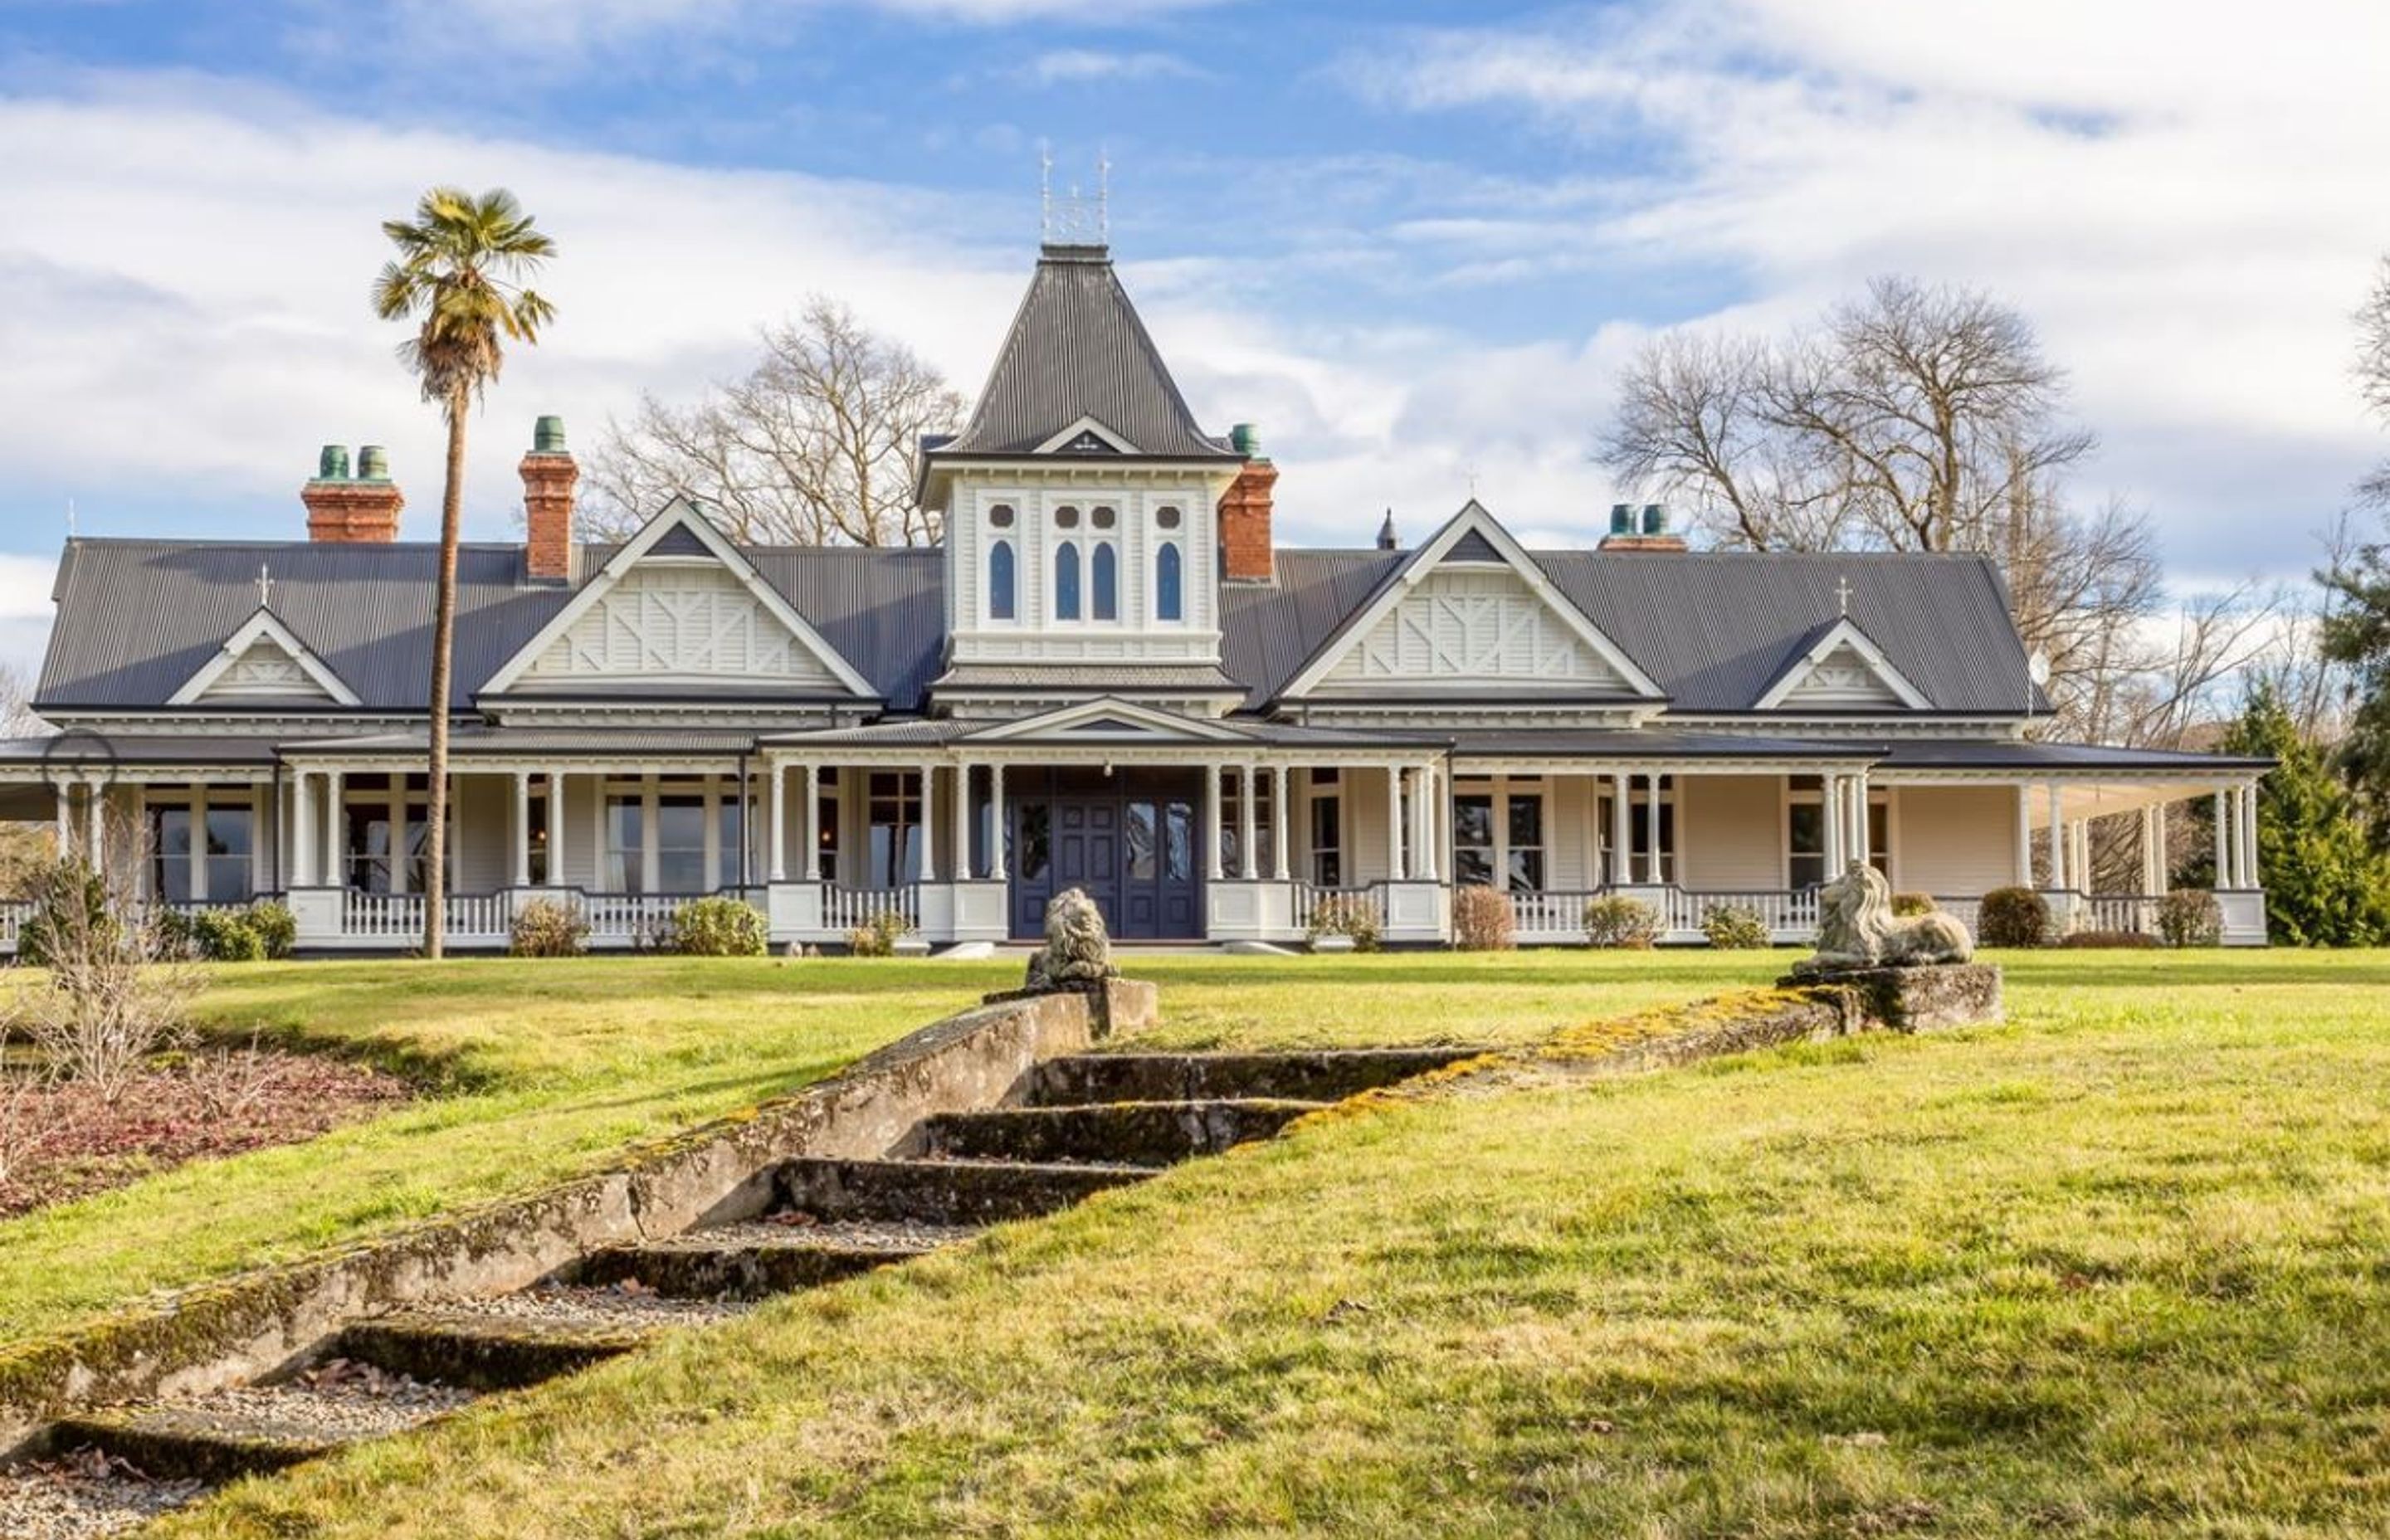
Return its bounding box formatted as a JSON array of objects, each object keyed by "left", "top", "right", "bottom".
[{"left": 1892, "top": 786, "right": 2021, "bottom": 895}]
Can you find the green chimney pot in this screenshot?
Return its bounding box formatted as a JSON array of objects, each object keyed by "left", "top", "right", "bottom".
[
  {"left": 316, "top": 445, "right": 351, "bottom": 481},
  {"left": 533, "top": 416, "right": 568, "bottom": 455},
  {"left": 357, "top": 445, "right": 391, "bottom": 481}
]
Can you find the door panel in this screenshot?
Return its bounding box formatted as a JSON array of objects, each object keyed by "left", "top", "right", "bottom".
[{"left": 1007, "top": 773, "right": 1204, "bottom": 942}]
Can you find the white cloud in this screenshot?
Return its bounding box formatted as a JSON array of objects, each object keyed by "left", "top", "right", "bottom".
[
  {"left": 0, "top": 555, "right": 56, "bottom": 690},
  {"left": 1341, "top": 0, "right": 2390, "bottom": 578},
  {"left": 1020, "top": 48, "right": 1205, "bottom": 85}
]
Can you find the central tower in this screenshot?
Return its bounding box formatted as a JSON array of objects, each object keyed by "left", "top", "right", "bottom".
[{"left": 919, "top": 237, "right": 1251, "bottom": 718}]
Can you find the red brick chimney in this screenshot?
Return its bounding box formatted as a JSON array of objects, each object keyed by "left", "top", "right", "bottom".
[
  {"left": 519, "top": 416, "right": 578, "bottom": 583},
  {"left": 302, "top": 445, "right": 404, "bottom": 542},
  {"left": 1218, "top": 422, "right": 1276, "bottom": 584},
  {"left": 1597, "top": 502, "right": 1688, "bottom": 553}
]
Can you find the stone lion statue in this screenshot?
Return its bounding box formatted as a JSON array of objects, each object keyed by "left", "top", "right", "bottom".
[
  {"left": 1024, "top": 887, "right": 1119, "bottom": 991},
  {"left": 1807, "top": 861, "right": 1973, "bottom": 971}
]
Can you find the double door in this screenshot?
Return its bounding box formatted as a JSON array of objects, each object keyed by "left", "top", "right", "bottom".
[{"left": 1007, "top": 768, "right": 1203, "bottom": 941}]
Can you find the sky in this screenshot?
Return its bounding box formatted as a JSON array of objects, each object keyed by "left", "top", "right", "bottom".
[{"left": 3, "top": 0, "right": 2389, "bottom": 684}]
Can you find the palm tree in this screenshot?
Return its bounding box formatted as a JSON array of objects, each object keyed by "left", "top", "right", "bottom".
[{"left": 373, "top": 188, "right": 556, "bottom": 959}]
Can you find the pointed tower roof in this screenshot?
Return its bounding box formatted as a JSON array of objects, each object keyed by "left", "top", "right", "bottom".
[{"left": 941, "top": 242, "right": 1236, "bottom": 460}]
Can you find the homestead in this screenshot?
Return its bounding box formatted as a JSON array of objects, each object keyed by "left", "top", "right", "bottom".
[{"left": 0, "top": 236, "right": 2269, "bottom": 952}]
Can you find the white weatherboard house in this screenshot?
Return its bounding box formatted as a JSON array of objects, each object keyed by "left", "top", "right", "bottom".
[{"left": 1, "top": 236, "right": 2271, "bottom": 952}]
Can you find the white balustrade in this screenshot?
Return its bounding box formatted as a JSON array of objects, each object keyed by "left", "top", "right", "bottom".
[
  {"left": 1510, "top": 889, "right": 1603, "bottom": 941},
  {"left": 1294, "top": 883, "right": 1387, "bottom": 934},
  {"left": 583, "top": 892, "right": 685, "bottom": 946},
  {"left": 0, "top": 899, "right": 29, "bottom": 956},
  {"left": 339, "top": 890, "right": 510, "bottom": 942},
  {"left": 820, "top": 883, "right": 920, "bottom": 934}
]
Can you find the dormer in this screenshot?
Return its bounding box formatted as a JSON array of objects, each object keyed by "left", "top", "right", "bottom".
[{"left": 922, "top": 240, "right": 1246, "bottom": 678}]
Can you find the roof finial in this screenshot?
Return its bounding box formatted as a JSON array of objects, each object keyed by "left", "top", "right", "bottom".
[
  {"left": 1835, "top": 574, "right": 1852, "bottom": 617},
  {"left": 258, "top": 562, "right": 275, "bottom": 610}
]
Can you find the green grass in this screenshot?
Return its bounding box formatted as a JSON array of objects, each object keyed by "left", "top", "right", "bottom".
[
  {"left": 0, "top": 949, "right": 1761, "bottom": 1348},
  {"left": 142, "top": 948, "right": 2390, "bottom": 1538}
]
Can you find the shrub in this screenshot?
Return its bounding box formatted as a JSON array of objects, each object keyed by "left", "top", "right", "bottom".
[
  {"left": 1305, "top": 894, "right": 1382, "bottom": 953},
  {"left": 1700, "top": 903, "right": 1771, "bottom": 949},
  {"left": 846, "top": 909, "right": 915, "bottom": 958},
  {"left": 12, "top": 856, "right": 202, "bottom": 1101},
  {"left": 1976, "top": 886, "right": 2051, "bottom": 948},
  {"left": 669, "top": 895, "right": 768, "bottom": 958},
  {"left": 1891, "top": 891, "right": 1936, "bottom": 919},
  {"left": 191, "top": 909, "right": 266, "bottom": 962},
  {"left": 246, "top": 900, "right": 297, "bottom": 960},
  {"left": 19, "top": 860, "right": 118, "bottom": 972},
  {"left": 2155, "top": 889, "right": 2223, "bottom": 948},
  {"left": 2057, "top": 929, "right": 2162, "bottom": 950},
  {"left": 510, "top": 896, "right": 589, "bottom": 958},
  {"left": 1583, "top": 894, "right": 1662, "bottom": 949},
  {"left": 1451, "top": 886, "right": 1515, "bottom": 951},
  {"left": 149, "top": 905, "right": 202, "bottom": 962}
]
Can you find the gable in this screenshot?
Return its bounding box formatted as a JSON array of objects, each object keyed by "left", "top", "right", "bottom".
[
  {"left": 1280, "top": 500, "right": 1664, "bottom": 702},
  {"left": 482, "top": 500, "right": 876, "bottom": 699},
  {"left": 1754, "top": 619, "right": 1931, "bottom": 711},
  {"left": 967, "top": 697, "right": 1247, "bottom": 744},
  {"left": 168, "top": 612, "right": 360, "bottom": 707},
  {"left": 1320, "top": 566, "right": 1636, "bottom": 693},
  {"left": 519, "top": 563, "right": 847, "bottom": 689}
]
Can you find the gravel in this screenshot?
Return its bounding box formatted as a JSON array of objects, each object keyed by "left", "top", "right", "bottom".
[
  {"left": 0, "top": 1452, "right": 203, "bottom": 1539},
  {"left": 427, "top": 1281, "right": 754, "bottom": 1328},
  {"left": 695, "top": 1216, "right": 983, "bottom": 1252},
  {"left": 143, "top": 1363, "right": 476, "bottom": 1441}
]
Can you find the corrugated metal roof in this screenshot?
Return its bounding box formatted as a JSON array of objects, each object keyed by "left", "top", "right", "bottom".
[
  {"left": 939, "top": 247, "right": 1236, "bottom": 459},
  {"left": 0, "top": 733, "right": 285, "bottom": 767},
  {"left": 1878, "top": 740, "right": 2275, "bottom": 772},
  {"left": 931, "top": 663, "right": 1242, "bottom": 693},
  {"left": 282, "top": 727, "right": 768, "bottom": 757}
]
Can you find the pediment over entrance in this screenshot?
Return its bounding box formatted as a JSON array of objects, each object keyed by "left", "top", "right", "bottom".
[{"left": 966, "top": 697, "right": 1250, "bottom": 744}]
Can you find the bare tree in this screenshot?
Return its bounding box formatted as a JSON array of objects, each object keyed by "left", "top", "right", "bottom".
[
  {"left": 0, "top": 662, "right": 40, "bottom": 738},
  {"left": 2357, "top": 256, "right": 2390, "bottom": 508},
  {"left": 583, "top": 299, "right": 967, "bottom": 547}
]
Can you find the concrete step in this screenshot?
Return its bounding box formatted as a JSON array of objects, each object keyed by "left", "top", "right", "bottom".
[
  {"left": 573, "top": 1219, "right": 973, "bottom": 1300},
  {"left": 922, "top": 1099, "right": 1326, "bottom": 1167},
  {"left": 772, "top": 1156, "right": 1152, "bottom": 1226},
  {"left": 1024, "top": 1047, "right": 1487, "bottom": 1108},
  {"left": 37, "top": 1372, "right": 473, "bottom": 1484},
  {"left": 334, "top": 1309, "right": 656, "bottom": 1393}
]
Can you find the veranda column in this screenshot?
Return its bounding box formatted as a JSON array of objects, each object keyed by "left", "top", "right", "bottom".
[
  {"left": 2047, "top": 784, "right": 2066, "bottom": 889},
  {"left": 1854, "top": 775, "right": 1872, "bottom": 866},
  {"left": 1272, "top": 765, "right": 1292, "bottom": 881},
  {"left": 85, "top": 779, "right": 105, "bottom": 868},
  {"left": 324, "top": 771, "right": 344, "bottom": 889},
  {"left": 802, "top": 763, "right": 822, "bottom": 882},
  {"left": 1240, "top": 763, "right": 1260, "bottom": 880},
  {"left": 2153, "top": 802, "right": 2170, "bottom": 892},
  {"left": 2240, "top": 783, "right": 2260, "bottom": 888},
  {"left": 52, "top": 781, "right": 70, "bottom": 852},
  {"left": 547, "top": 769, "right": 568, "bottom": 886},
  {"left": 1822, "top": 773, "right": 1843, "bottom": 877},
  {"left": 2014, "top": 785, "right": 2033, "bottom": 887},
  {"left": 1609, "top": 772, "right": 1630, "bottom": 885},
  {"left": 1385, "top": 764, "right": 1404, "bottom": 881},
  {"left": 952, "top": 761, "right": 973, "bottom": 881},
  {"left": 1205, "top": 763, "right": 1224, "bottom": 881},
  {"left": 513, "top": 771, "right": 532, "bottom": 888},
  {"left": 291, "top": 773, "right": 314, "bottom": 888},
  {"left": 990, "top": 763, "right": 1008, "bottom": 880},
  {"left": 1417, "top": 765, "right": 1440, "bottom": 882},
  {"left": 2212, "top": 789, "right": 2231, "bottom": 886},
  {"left": 1643, "top": 774, "right": 1663, "bottom": 885},
  {"left": 917, "top": 762, "right": 938, "bottom": 883},
  {"left": 768, "top": 761, "right": 788, "bottom": 883}
]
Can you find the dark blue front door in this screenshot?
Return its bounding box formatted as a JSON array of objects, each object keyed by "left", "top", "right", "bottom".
[{"left": 1009, "top": 768, "right": 1203, "bottom": 941}]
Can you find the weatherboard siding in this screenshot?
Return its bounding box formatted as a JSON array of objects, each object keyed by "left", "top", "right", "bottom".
[{"left": 1892, "top": 787, "right": 2020, "bottom": 895}]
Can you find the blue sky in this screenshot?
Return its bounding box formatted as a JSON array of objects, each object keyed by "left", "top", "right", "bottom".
[{"left": 3, "top": 0, "right": 2389, "bottom": 680}]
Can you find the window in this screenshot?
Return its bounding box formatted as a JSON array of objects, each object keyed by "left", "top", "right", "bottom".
[
  {"left": 1156, "top": 504, "right": 1183, "bottom": 530},
  {"left": 606, "top": 795, "right": 645, "bottom": 893},
  {"left": 149, "top": 805, "right": 193, "bottom": 904},
  {"left": 1164, "top": 802, "right": 1193, "bottom": 882},
  {"left": 868, "top": 772, "right": 922, "bottom": 888},
  {"left": 1055, "top": 504, "right": 1081, "bottom": 529},
  {"left": 989, "top": 502, "right": 1016, "bottom": 529},
  {"left": 343, "top": 774, "right": 442, "bottom": 894},
  {"left": 1308, "top": 773, "right": 1343, "bottom": 886},
  {"left": 1126, "top": 801, "right": 1157, "bottom": 882},
  {"left": 1014, "top": 802, "right": 1050, "bottom": 885},
  {"left": 816, "top": 782, "right": 841, "bottom": 883},
  {"left": 1631, "top": 777, "right": 1676, "bottom": 885},
  {"left": 1092, "top": 543, "right": 1118, "bottom": 621},
  {"left": 527, "top": 786, "right": 550, "bottom": 886},
  {"left": 1092, "top": 504, "right": 1118, "bottom": 530},
  {"left": 1155, "top": 541, "right": 1183, "bottom": 621},
  {"left": 1055, "top": 541, "right": 1081, "bottom": 620},
  {"left": 1788, "top": 777, "right": 1826, "bottom": 891},
  {"left": 204, "top": 804, "right": 253, "bottom": 903},
  {"left": 656, "top": 794, "right": 706, "bottom": 894},
  {"left": 1452, "top": 782, "right": 1545, "bottom": 891},
  {"left": 719, "top": 795, "right": 745, "bottom": 889},
  {"left": 1217, "top": 771, "right": 1274, "bottom": 876},
  {"left": 988, "top": 539, "right": 1017, "bottom": 621}
]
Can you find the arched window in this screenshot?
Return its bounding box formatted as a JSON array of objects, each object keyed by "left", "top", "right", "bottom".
[
  {"left": 1092, "top": 543, "right": 1119, "bottom": 621},
  {"left": 1055, "top": 541, "right": 1081, "bottom": 620},
  {"left": 988, "top": 539, "right": 1016, "bottom": 621},
  {"left": 1155, "top": 541, "right": 1183, "bottom": 621}
]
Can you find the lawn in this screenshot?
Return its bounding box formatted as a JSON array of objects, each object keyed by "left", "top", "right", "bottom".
[
  {"left": 146, "top": 948, "right": 2390, "bottom": 1538},
  {"left": 0, "top": 948, "right": 1768, "bottom": 1348}
]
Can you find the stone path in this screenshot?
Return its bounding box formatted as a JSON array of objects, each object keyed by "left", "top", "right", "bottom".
[{"left": 0, "top": 1045, "right": 1480, "bottom": 1535}]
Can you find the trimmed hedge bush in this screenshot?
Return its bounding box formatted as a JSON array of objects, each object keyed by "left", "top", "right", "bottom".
[
  {"left": 668, "top": 895, "right": 768, "bottom": 958},
  {"left": 1976, "top": 886, "right": 2051, "bottom": 948},
  {"left": 1583, "top": 894, "right": 1662, "bottom": 949},
  {"left": 2057, "top": 929, "right": 2162, "bottom": 950},
  {"left": 2156, "top": 889, "right": 2223, "bottom": 948},
  {"left": 1700, "top": 903, "right": 1771, "bottom": 949},
  {"left": 846, "top": 909, "right": 914, "bottom": 958},
  {"left": 510, "top": 897, "right": 589, "bottom": 958},
  {"left": 191, "top": 909, "right": 266, "bottom": 962},
  {"left": 1305, "top": 894, "right": 1383, "bottom": 953},
  {"left": 1891, "top": 891, "right": 1936, "bottom": 918},
  {"left": 1452, "top": 885, "right": 1516, "bottom": 951},
  {"left": 246, "top": 900, "right": 297, "bottom": 959}
]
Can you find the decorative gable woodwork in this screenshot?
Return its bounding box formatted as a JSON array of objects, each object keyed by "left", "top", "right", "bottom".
[
  {"left": 1320, "top": 567, "right": 1633, "bottom": 693},
  {"left": 1753, "top": 618, "right": 1930, "bottom": 711},
  {"left": 168, "top": 611, "right": 361, "bottom": 707},
  {"left": 207, "top": 635, "right": 331, "bottom": 699},
  {"left": 521, "top": 563, "right": 846, "bottom": 687},
  {"left": 1777, "top": 641, "right": 1906, "bottom": 706}
]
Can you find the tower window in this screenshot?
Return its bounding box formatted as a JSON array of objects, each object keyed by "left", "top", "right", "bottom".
[
  {"left": 989, "top": 503, "right": 1016, "bottom": 529},
  {"left": 1055, "top": 504, "right": 1081, "bottom": 530},
  {"left": 1156, "top": 505, "right": 1183, "bottom": 530},
  {"left": 1056, "top": 541, "right": 1081, "bottom": 620},
  {"left": 1092, "top": 543, "right": 1119, "bottom": 621},
  {"left": 988, "top": 539, "right": 1016, "bottom": 621},
  {"left": 1092, "top": 504, "right": 1118, "bottom": 530},
  {"left": 1156, "top": 541, "right": 1183, "bottom": 621}
]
